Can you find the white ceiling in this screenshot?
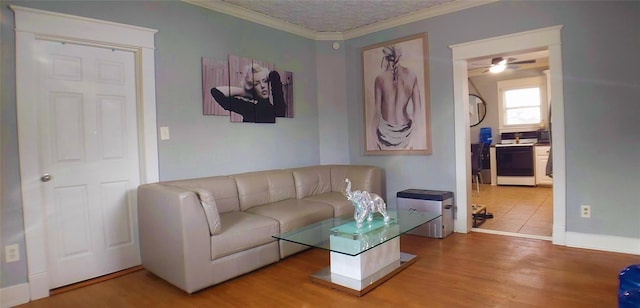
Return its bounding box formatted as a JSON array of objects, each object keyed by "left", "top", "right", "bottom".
[
  {"left": 184, "top": 0, "right": 547, "bottom": 73},
  {"left": 184, "top": 0, "right": 495, "bottom": 39},
  {"left": 220, "top": 0, "right": 456, "bottom": 33}
]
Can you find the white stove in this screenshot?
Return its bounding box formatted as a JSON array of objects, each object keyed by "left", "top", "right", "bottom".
[
  {"left": 497, "top": 131, "right": 538, "bottom": 146},
  {"left": 494, "top": 131, "right": 538, "bottom": 186},
  {"left": 495, "top": 141, "right": 536, "bottom": 147}
]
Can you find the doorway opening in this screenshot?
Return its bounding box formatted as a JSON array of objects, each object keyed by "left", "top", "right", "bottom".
[
  {"left": 450, "top": 25, "right": 566, "bottom": 246},
  {"left": 467, "top": 50, "right": 553, "bottom": 240}
]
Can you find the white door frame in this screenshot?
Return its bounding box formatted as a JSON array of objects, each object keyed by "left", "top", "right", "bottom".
[
  {"left": 450, "top": 25, "right": 566, "bottom": 245},
  {"left": 11, "top": 5, "right": 159, "bottom": 300}
]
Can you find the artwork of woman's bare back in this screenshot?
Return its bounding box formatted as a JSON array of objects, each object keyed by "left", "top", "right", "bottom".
[{"left": 362, "top": 33, "right": 431, "bottom": 155}]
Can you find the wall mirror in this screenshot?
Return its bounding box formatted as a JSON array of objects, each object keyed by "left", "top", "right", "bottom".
[{"left": 469, "top": 94, "right": 487, "bottom": 127}]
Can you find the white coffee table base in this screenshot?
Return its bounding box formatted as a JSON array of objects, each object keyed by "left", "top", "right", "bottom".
[{"left": 310, "top": 251, "right": 417, "bottom": 296}]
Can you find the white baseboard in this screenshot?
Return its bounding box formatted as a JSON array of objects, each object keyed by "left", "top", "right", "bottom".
[
  {"left": 0, "top": 273, "right": 50, "bottom": 308},
  {"left": 1, "top": 283, "right": 30, "bottom": 308},
  {"left": 472, "top": 228, "right": 640, "bottom": 256},
  {"left": 28, "top": 272, "right": 49, "bottom": 300},
  {"left": 565, "top": 231, "right": 640, "bottom": 255},
  {"left": 471, "top": 228, "right": 552, "bottom": 241},
  {"left": 552, "top": 224, "right": 566, "bottom": 245}
]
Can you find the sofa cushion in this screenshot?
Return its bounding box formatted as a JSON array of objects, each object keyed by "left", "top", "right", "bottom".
[
  {"left": 291, "top": 166, "right": 332, "bottom": 199},
  {"left": 211, "top": 212, "right": 279, "bottom": 260},
  {"left": 234, "top": 170, "right": 297, "bottom": 211},
  {"left": 303, "top": 192, "right": 355, "bottom": 217},
  {"left": 245, "top": 199, "right": 334, "bottom": 233},
  {"left": 164, "top": 176, "right": 240, "bottom": 214}
]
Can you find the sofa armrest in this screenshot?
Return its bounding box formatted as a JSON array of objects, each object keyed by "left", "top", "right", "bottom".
[
  {"left": 137, "top": 183, "right": 212, "bottom": 293},
  {"left": 192, "top": 189, "right": 222, "bottom": 235}
]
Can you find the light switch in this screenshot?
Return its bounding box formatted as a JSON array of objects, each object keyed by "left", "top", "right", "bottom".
[{"left": 160, "top": 126, "right": 170, "bottom": 140}]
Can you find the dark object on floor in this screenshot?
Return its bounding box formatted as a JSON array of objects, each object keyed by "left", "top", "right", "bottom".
[
  {"left": 471, "top": 204, "right": 493, "bottom": 227},
  {"left": 619, "top": 264, "right": 640, "bottom": 307}
]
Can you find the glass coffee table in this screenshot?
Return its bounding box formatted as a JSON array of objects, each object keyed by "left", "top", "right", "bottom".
[{"left": 273, "top": 209, "right": 440, "bottom": 296}]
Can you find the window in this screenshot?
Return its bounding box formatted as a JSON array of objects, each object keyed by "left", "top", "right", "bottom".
[{"left": 497, "top": 76, "right": 547, "bottom": 132}]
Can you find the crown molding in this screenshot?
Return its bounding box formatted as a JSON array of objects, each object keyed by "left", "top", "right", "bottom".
[
  {"left": 183, "top": 0, "right": 318, "bottom": 39},
  {"left": 340, "top": 0, "right": 498, "bottom": 40},
  {"left": 183, "top": 0, "right": 498, "bottom": 41}
]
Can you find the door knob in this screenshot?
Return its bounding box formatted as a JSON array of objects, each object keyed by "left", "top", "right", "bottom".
[{"left": 41, "top": 174, "right": 52, "bottom": 182}]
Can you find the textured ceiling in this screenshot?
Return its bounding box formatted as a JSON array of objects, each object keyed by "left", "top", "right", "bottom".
[
  {"left": 221, "top": 0, "right": 456, "bottom": 33},
  {"left": 189, "top": 0, "right": 545, "bottom": 72}
]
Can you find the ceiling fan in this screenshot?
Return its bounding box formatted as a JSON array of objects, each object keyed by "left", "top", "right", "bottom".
[{"left": 481, "top": 57, "right": 536, "bottom": 73}]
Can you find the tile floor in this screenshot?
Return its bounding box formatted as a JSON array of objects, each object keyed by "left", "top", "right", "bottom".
[{"left": 471, "top": 183, "right": 553, "bottom": 237}]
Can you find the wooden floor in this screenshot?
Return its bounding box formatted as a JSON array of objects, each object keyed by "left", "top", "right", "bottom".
[
  {"left": 472, "top": 184, "right": 553, "bottom": 237},
  {"left": 18, "top": 232, "right": 636, "bottom": 307}
]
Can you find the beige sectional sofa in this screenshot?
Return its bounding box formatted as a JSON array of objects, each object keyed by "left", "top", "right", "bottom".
[{"left": 137, "top": 165, "right": 382, "bottom": 293}]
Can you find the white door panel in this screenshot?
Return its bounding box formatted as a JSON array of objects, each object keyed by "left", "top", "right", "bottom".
[{"left": 38, "top": 40, "right": 140, "bottom": 289}]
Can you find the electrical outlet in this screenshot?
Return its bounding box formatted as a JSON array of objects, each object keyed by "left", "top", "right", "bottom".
[
  {"left": 581, "top": 205, "right": 591, "bottom": 218},
  {"left": 5, "top": 244, "right": 20, "bottom": 263}
]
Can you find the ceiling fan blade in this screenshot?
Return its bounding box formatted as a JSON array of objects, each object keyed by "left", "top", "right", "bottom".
[
  {"left": 491, "top": 57, "right": 502, "bottom": 65},
  {"left": 510, "top": 59, "right": 536, "bottom": 65},
  {"left": 469, "top": 63, "right": 490, "bottom": 68}
]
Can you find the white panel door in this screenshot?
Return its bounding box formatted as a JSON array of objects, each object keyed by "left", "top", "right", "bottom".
[{"left": 37, "top": 40, "right": 141, "bottom": 288}]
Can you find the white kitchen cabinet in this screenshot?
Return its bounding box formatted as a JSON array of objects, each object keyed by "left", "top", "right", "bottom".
[
  {"left": 535, "top": 145, "right": 553, "bottom": 185},
  {"left": 490, "top": 146, "right": 496, "bottom": 186}
]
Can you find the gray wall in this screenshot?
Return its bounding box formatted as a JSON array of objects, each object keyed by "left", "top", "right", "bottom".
[
  {"left": 342, "top": 1, "right": 640, "bottom": 235},
  {"left": 2, "top": 0, "right": 639, "bottom": 292},
  {"left": 1, "top": 0, "right": 27, "bottom": 288},
  {"left": 1, "top": 0, "right": 319, "bottom": 288},
  {"left": 316, "top": 40, "right": 350, "bottom": 165}
]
